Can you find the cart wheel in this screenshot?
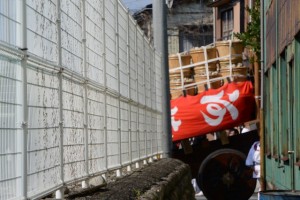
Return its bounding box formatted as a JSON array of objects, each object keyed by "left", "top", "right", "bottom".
[{"left": 197, "top": 148, "right": 256, "bottom": 200}]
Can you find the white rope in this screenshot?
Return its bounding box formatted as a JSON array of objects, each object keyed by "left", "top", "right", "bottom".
[
  {"left": 229, "top": 40, "right": 233, "bottom": 79},
  {"left": 203, "top": 46, "right": 211, "bottom": 89},
  {"left": 177, "top": 52, "right": 185, "bottom": 95}
]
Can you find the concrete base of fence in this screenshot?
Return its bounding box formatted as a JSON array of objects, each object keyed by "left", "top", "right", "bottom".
[{"left": 63, "top": 158, "right": 195, "bottom": 200}]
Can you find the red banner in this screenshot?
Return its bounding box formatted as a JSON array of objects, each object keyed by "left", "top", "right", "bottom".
[{"left": 171, "top": 81, "right": 256, "bottom": 141}]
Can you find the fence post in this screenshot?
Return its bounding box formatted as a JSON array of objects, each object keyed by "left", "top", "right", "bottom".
[
  {"left": 135, "top": 23, "right": 141, "bottom": 169},
  {"left": 101, "top": 0, "right": 108, "bottom": 179},
  {"left": 143, "top": 36, "right": 147, "bottom": 166},
  {"left": 56, "top": 0, "right": 65, "bottom": 198},
  {"left": 126, "top": 8, "right": 132, "bottom": 172},
  {"left": 20, "top": 0, "right": 28, "bottom": 199},
  {"left": 154, "top": 50, "right": 160, "bottom": 159},
  {"left": 149, "top": 48, "right": 154, "bottom": 163},
  {"left": 153, "top": 0, "right": 172, "bottom": 158},
  {"left": 81, "top": 0, "right": 89, "bottom": 188},
  {"left": 115, "top": 0, "right": 122, "bottom": 178}
]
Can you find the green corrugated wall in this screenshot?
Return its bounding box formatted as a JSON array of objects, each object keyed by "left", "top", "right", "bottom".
[{"left": 263, "top": 0, "right": 300, "bottom": 190}]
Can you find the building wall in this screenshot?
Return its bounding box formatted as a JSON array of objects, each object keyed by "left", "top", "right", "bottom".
[
  {"left": 167, "top": 1, "right": 213, "bottom": 53},
  {"left": 214, "top": 0, "right": 253, "bottom": 41},
  {"left": 263, "top": 0, "right": 300, "bottom": 191},
  {"left": 133, "top": 1, "right": 214, "bottom": 54},
  {"left": 168, "top": 28, "right": 180, "bottom": 54}
]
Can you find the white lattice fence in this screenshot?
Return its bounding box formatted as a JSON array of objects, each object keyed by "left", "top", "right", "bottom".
[{"left": 0, "top": 0, "right": 163, "bottom": 199}]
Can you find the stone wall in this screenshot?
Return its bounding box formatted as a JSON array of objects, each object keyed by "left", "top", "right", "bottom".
[
  {"left": 64, "top": 158, "right": 195, "bottom": 200},
  {"left": 139, "top": 158, "right": 195, "bottom": 200}
]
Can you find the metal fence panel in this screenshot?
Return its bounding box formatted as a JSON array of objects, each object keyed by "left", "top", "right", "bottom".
[
  {"left": 118, "top": 4, "right": 129, "bottom": 98},
  {"left": 85, "top": 0, "right": 104, "bottom": 85},
  {"left": 155, "top": 53, "right": 162, "bottom": 112},
  {"left": 130, "top": 105, "right": 139, "bottom": 162},
  {"left": 151, "top": 112, "right": 158, "bottom": 154},
  {"left": 150, "top": 51, "right": 156, "bottom": 110},
  {"left": 0, "top": 0, "right": 163, "bottom": 198},
  {"left": 27, "top": 66, "right": 60, "bottom": 196},
  {"left": 62, "top": 77, "right": 85, "bottom": 182},
  {"left": 144, "top": 42, "right": 151, "bottom": 108},
  {"left": 129, "top": 19, "right": 138, "bottom": 102},
  {"left": 106, "top": 95, "right": 119, "bottom": 168},
  {"left": 0, "top": 0, "right": 21, "bottom": 47},
  {"left": 137, "top": 30, "right": 145, "bottom": 105},
  {"left": 120, "top": 101, "right": 130, "bottom": 165},
  {"left": 156, "top": 113, "right": 163, "bottom": 153},
  {"left": 138, "top": 108, "right": 146, "bottom": 158},
  {"left": 61, "top": 0, "right": 83, "bottom": 74},
  {"left": 146, "top": 110, "right": 152, "bottom": 156},
  {"left": 105, "top": 1, "right": 118, "bottom": 91},
  {"left": 87, "top": 87, "right": 106, "bottom": 174},
  {"left": 0, "top": 56, "right": 22, "bottom": 200},
  {"left": 26, "top": 0, "right": 58, "bottom": 62}
]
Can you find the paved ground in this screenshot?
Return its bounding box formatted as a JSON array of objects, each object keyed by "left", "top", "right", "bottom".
[{"left": 195, "top": 193, "right": 258, "bottom": 200}]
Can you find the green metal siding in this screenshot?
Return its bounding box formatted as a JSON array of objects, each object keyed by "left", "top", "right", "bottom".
[
  {"left": 263, "top": 0, "right": 300, "bottom": 190},
  {"left": 293, "top": 35, "right": 300, "bottom": 190}
]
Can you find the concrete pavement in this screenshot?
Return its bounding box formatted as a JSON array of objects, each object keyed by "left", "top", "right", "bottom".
[{"left": 195, "top": 192, "right": 259, "bottom": 200}]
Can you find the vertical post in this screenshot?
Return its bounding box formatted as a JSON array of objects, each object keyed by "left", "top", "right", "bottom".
[
  {"left": 149, "top": 47, "right": 154, "bottom": 163},
  {"left": 81, "top": 0, "right": 89, "bottom": 188},
  {"left": 154, "top": 49, "right": 160, "bottom": 158},
  {"left": 213, "top": 7, "right": 216, "bottom": 43},
  {"left": 135, "top": 23, "right": 140, "bottom": 169},
  {"left": 102, "top": 0, "right": 108, "bottom": 177},
  {"left": 259, "top": 0, "right": 265, "bottom": 192},
  {"left": 143, "top": 38, "right": 147, "bottom": 165},
  {"left": 153, "top": 0, "right": 172, "bottom": 157},
  {"left": 56, "top": 0, "right": 64, "bottom": 198},
  {"left": 20, "top": 0, "right": 28, "bottom": 199},
  {"left": 115, "top": 0, "right": 122, "bottom": 177},
  {"left": 126, "top": 9, "right": 132, "bottom": 172}
]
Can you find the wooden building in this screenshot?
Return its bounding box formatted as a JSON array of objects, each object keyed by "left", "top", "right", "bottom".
[
  {"left": 262, "top": 0, "right": 300, "bottom": 191},
  {"left": 208, "top": 0, "right": 253, "bottom": 41},
  {"left": 133, "top": 0, "right": 214, "bottom": 54}
]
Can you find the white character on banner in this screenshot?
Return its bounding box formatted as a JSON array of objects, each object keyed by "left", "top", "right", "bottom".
[
  {"left": 200, "top": 90, "right": 239, "bottom": 126},
  {"left": 171, "top": 107, "right": 181, "bottom": 131}
]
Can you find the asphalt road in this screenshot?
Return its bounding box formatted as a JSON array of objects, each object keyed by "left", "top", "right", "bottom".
[{"left": 195, "top": 192, "right": 259, "bottom": 200}]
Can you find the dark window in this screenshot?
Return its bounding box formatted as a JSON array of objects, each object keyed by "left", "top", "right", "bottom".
[
  {"left": 178, "top": 25, "right": 213, "bottom": 52},
  {"left": 221, "top": 9, "right": 233, "bottom": 40}
]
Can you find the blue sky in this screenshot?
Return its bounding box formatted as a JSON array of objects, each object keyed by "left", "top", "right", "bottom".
[{"left": 121, "top": 0, "right": 152, "bottom": 11}]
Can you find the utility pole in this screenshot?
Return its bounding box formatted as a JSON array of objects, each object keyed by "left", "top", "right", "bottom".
[{"left": 153, "top": 0, "right": 172, "bottom": 157}]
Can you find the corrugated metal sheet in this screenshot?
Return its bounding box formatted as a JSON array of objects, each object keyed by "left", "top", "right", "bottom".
[
  {"left": 278, "top": 0, "right": 300, "bottom": 55},
  {"left": 294, "top": 37, "right": 300, "bottom": 190},
  {"left": 266, "top": 0, "right": 276, "bottom": 68},
  {"left": 264, "top": 1, "right": 300, "bottom": 190}
]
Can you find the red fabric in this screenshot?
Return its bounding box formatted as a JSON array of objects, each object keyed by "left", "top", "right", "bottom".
[{"left": 171, "top": 81, "right": 256, "bottom": 141}]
